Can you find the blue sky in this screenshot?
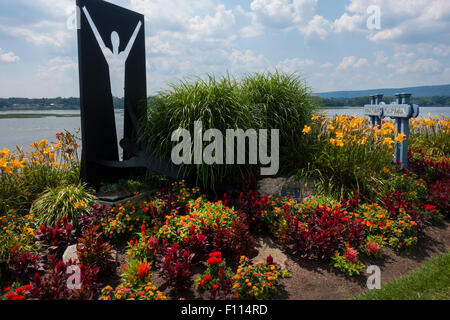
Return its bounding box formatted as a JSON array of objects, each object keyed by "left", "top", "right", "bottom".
[{"left": 0, "top": 0, "right": 449, "bottom": 98}]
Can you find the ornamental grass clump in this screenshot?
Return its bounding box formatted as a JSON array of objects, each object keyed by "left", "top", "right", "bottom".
[
  {"left": 31, "top": 183, "right": 97, "bottom": 228},
  {"left": 239, "top": 71, "right": 316, "bottom": 172},
  {"left": 143, "top": 75, "right": 256, "bottom": 188},
  {"left": 142, "top": 72, "right": 316, "bottom": 188}
]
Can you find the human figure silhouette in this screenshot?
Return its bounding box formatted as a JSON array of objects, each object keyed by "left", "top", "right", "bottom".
[{"left": 82, "top": 6, "right": 142, "bottom": 103}]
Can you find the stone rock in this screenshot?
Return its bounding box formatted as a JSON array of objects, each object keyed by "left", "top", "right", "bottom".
[
  {"left": 257, "top": 176, "right": 315, "bottom": 201},
  {"left": 257, "top": 177, "right": 287, "bottom": 196},
  {"left": 63, "top": 244, "right": 79, "bottom": 264}
]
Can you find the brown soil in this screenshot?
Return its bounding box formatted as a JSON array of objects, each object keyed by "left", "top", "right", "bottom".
[{"left": 109, "top": 221, "right": 450, "bottom": 300}]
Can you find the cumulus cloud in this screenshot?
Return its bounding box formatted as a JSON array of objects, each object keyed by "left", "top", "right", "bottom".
[
  {"left": 301, "top": 15, "right": 332, "bottom": 40},
  {"left": 0, "top": 21, "right": 71, "bottom": 47},
  {"left": 0, "top": 48, "right": 19, "bottom": 63},
  {"left": 36, "top": 57, "right": 77, "bottom": 79},
  {"left": 337, "top": 56, "right": 369, "bottom": 71},
  {"left": 333, "top": 13, "right": 364, "bottom": 33},
  {"left": 373, "top": 51, "right": 388, "bottom": 65},
  {"left": 239, "top": 0, "right": 332, "bottom": 40},
  {"left": 334, "top": 0, "right": 450, "bottom": 44},
  {"left": 130, "top": 0, "right": 236, "bottom": 42},
  {"left": 274, "top": 57, "right": 315, "bottom": 73}
]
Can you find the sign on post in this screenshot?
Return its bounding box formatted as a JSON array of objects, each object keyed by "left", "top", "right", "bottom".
[
  {"left": 364, "top": 94, "right": 384, "bottom": 128},
  {"left": 364, "top": 93, "right": 420, "bottom": 170}
]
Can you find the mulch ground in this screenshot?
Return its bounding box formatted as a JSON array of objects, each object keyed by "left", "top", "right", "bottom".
[{"left": 110, "top": 221, "right": 450, "bottom": 300}]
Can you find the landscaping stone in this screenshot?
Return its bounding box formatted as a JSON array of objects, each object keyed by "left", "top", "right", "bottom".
[
  {"left": 257, "top": 176, "right": 315, "bottom": 201},
  {"left": 257, "top": 177, "right": 288, "bottom": 196},
  {"left": 63, "top": 244, "right": 79, "bottom": 264}
]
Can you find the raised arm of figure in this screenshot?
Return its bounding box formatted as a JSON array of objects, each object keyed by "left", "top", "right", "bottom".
[
  {"left": 123, "top": 21, "right": 142, "bottom": 61},
  {"left": 82, "top": 6, "right": 108, "bottom": 54}
]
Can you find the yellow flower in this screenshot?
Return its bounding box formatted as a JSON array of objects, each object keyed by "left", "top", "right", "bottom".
[
  {"left": 0, "top": 158, "right": 8, "bottom": 168},
  {"left": 312, "top": 114, "right": 320, "bottom": 121},
  {"left": 11, "top": 159, "right": 24, "bottom": 169},
  {"left": 335, "top": 140, "right": 344, "bottom": 147},
  {"left": 383, "top": 138, "right": 394, "bottom": 145},
  {"left": 302, "top": 125, "right": 312, "bottom": 134},
  {"left": 37, "top": 139, "right": 48, "bottom": 149},
  {"left": 0, "top": 147, "right": 10, "bottom": 157},
  {"left": 3, "top": 166, "right": 13, "bottom": 174},
  {"left": 395, "top": 133, "right": 406, "bottom": 143}
]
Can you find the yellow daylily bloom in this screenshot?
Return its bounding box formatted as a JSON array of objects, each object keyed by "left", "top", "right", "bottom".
[
  {"left": 395, "top": 133, "right": 406, "bottom": 143},
  {"left": 302, "top": 125, "right": 312, "bottom": 134}
]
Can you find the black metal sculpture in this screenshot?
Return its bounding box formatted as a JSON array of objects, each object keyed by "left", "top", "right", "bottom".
[{"left": 76, "top": 0, "right": 189, "bottom": 186}]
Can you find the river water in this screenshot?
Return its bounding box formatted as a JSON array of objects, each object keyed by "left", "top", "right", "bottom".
[{"left": 0, "top": 107, "right": 449, "bottom": 149}]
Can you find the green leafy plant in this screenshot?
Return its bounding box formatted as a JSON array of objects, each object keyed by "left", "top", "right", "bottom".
[
  {"left": 365, "top": 235, "right": 385, "bottom": 259},
  {"left": 31, "top": 183, "right": 97, "bottom": 228},
  {"left": 239, "top": 71, "right": 316, "bottom": 173},
  {"left": 331, "top": 247, "right": 365, "bottom": 276},
  {"left": 232, "top": 256, "right": 281, "bottom": 300},
  {"left": 141, "top": 72, "right": 316, "bottom": 188}
]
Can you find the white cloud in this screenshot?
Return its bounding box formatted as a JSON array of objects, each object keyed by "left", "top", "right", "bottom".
[
  {"left": 335, "top": 0, "right": 450, "bottom": 44},
  {"left": 36, "top": 57, "right": 77, "bottom": 79},
  {"left": 229, "top": 49, "right": 269, "bottom": 73},
  {"left": 337, "top": 56, "right": 369, "bottom": 71},
  {"left": 130, "top": 0, "right": 236, "bottom": 42},
  {"left": 333, "top": 13, "right": 364, "bottom": 33},
  {"left": 321, "top": 62, "right": 333, "bottom": 68},
  {"left": 373, "top": 51, "right": 388, "bottom": 65},
  {"left": 274, "top": 57, "right": 315, "bottom": 73},
  {"left": 389, "top": 57, "right": 443, "bottom": 74},
  {"left": 239, "top": 0, "right": 332, "bottom": 40},
  {"left": 0, "top": 21, "right": 71, "bottom": 47},
  {"left": 0, "top": 48, "right": 19, "bottom": 63},
  {"left": 433, "top": 45, "right": 450, "bottom": 57},
  {"left": 301, "top": 15, "right": 332, "bottom": 40}
]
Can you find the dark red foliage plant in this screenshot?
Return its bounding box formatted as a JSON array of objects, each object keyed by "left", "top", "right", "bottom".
[
  {"left": 76, "top": 225, "right": 116, "bottom": 279},
  {"left": 158, "top": 243, "right": 194, "bottom": 296},
  {"left": 409, "top": 149, "right": 450, "bottom": 183},
  {"left": 29, "top": 255, "right": 99, "bottom": 300},
  {"left": 78, "top": 203, "right": 112, "bottom": 234},
  {"left": 8, "top": 247, "right": 45, "bottom": 283},
  {"left": 235, "top": 190, "right": 271, "bottom": 234},
  {"left": 182, "top": 228, "right": 209, "bottom": 264},
  {"left": 427, "top": 179, "right": 450, "bottom": 217},
  {"left": 34, "top": 217, "right": 75, "bottom": 258},
  {"left": 283, "top": 206, "right": 365, "bottom": 260}
]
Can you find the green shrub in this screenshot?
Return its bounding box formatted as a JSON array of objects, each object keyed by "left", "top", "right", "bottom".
[
  {"left": 142, "top": 72, "right": 316, "bottom": 188},
  {"left": 31, "top": 183, "right": 97, "bottom": 228},
  {"left": 239, "top": 71, "right": 316, "bottom": 172},
  {"left": 143, "top": 74, "right": 258, "bottom": 188}
]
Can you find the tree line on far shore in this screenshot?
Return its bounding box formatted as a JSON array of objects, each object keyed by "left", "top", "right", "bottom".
[{"left": 0, "top": 95, "right": 449, "bottom": 110}]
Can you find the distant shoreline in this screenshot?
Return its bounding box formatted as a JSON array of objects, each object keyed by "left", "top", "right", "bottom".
[{"left": 0, "top": 105, "right": 448, "bottom": 112}]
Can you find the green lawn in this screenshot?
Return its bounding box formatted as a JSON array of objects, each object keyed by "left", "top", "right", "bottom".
[{"left": 355, "top": 251, "right": 450, "bottom": 300}]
